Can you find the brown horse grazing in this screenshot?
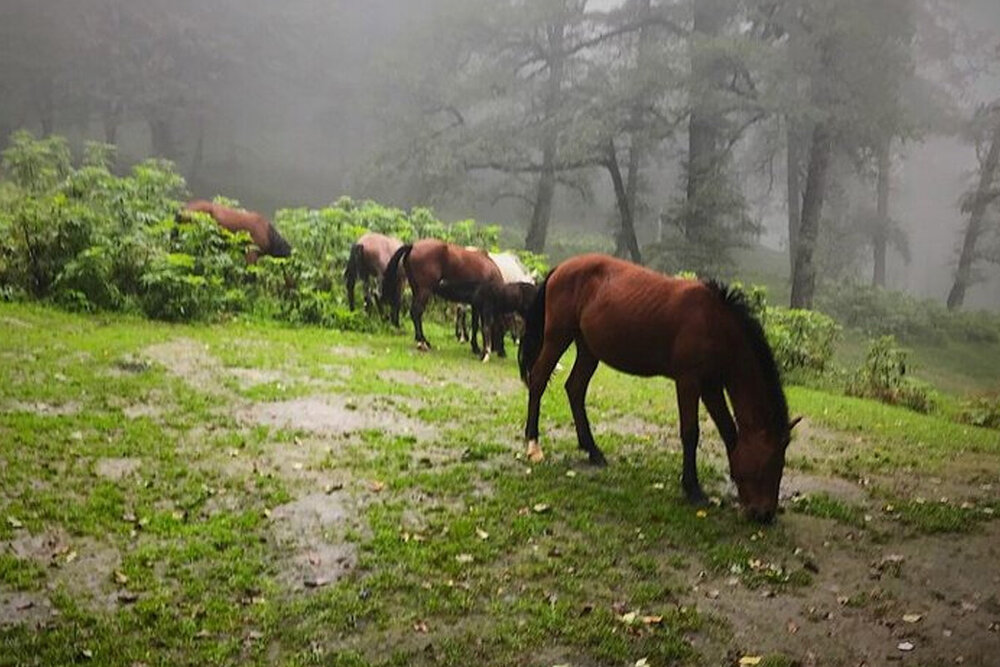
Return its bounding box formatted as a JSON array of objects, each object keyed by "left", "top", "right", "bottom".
[
  {"left": 344, "top": 232, "right": 404, "bottom": 312},
  {"left": 382, "top": 240, "right": 503, "bottom": 354},
  {"left": 179, "top": 200, "right": 291, "bottom": 262},
  {"left": 517, "top": 254, "right": 799, "bottom": 523}
]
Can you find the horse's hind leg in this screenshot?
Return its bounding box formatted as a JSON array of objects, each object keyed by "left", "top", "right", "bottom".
[
  {"left": 565, "top": 342, "right": 605, "bottom": 466},
  {"left": 524, "top": 335, "right": 572, "bottom": 463},
  {"left": 411, "top": 289, "right": 432, "bottom": 350},
  {"left": 470, "top": 306, "right": 482, "bottom": 356},
  {"left": 676, "top": 378, "right": 708, "bottom": 506}
]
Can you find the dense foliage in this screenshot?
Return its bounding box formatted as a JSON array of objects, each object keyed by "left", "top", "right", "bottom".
[
  {"left": 0, "top": 133, "right": 505, "bottom": 328},
  {"left": 818, "top": 283, "right": 1000, "bottom": 345}
]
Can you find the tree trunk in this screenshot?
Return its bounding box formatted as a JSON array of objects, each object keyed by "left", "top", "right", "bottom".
[
  {"left": 947, "top": 110, "right": 1000, "bottom": 310},
  {"left": 790, "top": 122, "right": 833, "bottom": 309},
  {"left": 189, "top": 113, "right": 206, "bottom": 188},
  {"left": 624, "top": 0, "right": 652, "bottom": 244},
  {"left": 102, "top": 99, "right": 122, "bottom": 145},
  {"left": 685, "top": 0, "right": 727, "bottom": 241},
  {"left": 524, "top": 20, "right": 566, "bottom": 254},
  {"left": 148, "top": 116, "right": 176, "bottom": 160},
  {"left": 786, "top": 119, "right": 804, "bottom": 277},
  {"left": 607, "top": 141, "right": 641, "bottom": 263},
  {"left": 873, "top": 136, "right": 891, "bottom": 288},
  {"left": 33, "top": 79, "right": 55, "bottom": 136}
]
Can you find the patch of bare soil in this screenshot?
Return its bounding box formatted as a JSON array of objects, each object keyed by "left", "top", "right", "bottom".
[
  {"left": 329, "top": 344, "right": 372, "bottom": 359},
  {"left": 2, "top": 401, "right": 81, "bottom": 417},
  {"left": 238, "top": 395, "right": 436, "bottom": 440},
  {"left": 1, "top": 531, "right": 122, "bottom": 626},
  {"left": 142, "top": 338, "right": 223, "bottom": 392},
  {"left": 690, "top": 515, "right": 1000, "bottom": 666},
  {"left": 94, "top": 457, "right": 142, "bottom": 481},
  {"left": 781, "top": 472, "right": 870, "bottom": 505},
  {"left": 378, "top": 369, "right": 431, "bottom": 387},
  {"left": 227, "top": 367, "right": 289, "bottom": 389},
  {"left": 269, "top": 492, "right": 357, "bottom": 589},
  {"left": 0, "top": 316, "right": 32, "bottom": 329}
]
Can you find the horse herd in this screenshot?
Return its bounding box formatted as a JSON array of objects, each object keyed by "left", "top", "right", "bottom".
[{"left": 179, "top": 201, "right": 799, "bottom": 523}]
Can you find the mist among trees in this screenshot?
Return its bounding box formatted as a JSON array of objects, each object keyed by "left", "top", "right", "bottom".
[{"left": 1, "top": 0, "right": 999, "bottom": 309}]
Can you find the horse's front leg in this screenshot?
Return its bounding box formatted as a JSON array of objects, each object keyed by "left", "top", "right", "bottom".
[{"left": 676, "top": 378, "right": 708, "bottom": 506}]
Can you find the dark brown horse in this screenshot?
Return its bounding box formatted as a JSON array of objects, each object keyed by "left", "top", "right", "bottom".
[
  {"left": 344, "top": 232, "right": 404, "bottom": 312},
  {"left": 382, "top": 240, "right": 503, "bottom": 354},
  {"left": 518, "top": 254, "right": 798, "bottom": 523},
  {"left": 179, "top": 200, "right": 291, "bottom": 263}
]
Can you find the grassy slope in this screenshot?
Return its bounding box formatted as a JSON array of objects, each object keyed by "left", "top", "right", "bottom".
[{"left": 0, "top": 303, "right": 998, "bottom": 665}]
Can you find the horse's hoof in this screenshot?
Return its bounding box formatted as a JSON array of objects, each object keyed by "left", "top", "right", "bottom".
[
  {"left": 685, "top": 491, "right": 710, "bottom": 507},
  {"left": 526, "top": 440, "right": 545, "bottom": 463},
  {"left": 481, "top": 352, "right": 491, "bottom": 364},
  {"left": 416, "top": 341, "right": 430, "bottom": 352},
  {"left": 588, "top": 453, "right": 607, "bottom": 467}
]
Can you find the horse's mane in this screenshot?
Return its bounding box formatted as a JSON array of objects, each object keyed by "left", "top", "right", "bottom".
[{"left": 704, "top": 280, "right": 789, "bottom": 440}]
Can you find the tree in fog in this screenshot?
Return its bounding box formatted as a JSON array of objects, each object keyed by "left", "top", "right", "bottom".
[{"left": 947, "top": 102, "right": 1000, "bottom": 310}]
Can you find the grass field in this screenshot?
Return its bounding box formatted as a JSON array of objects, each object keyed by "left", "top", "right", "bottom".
[{"left": 1, "top": 303, "right": 999, "bottom": 666}]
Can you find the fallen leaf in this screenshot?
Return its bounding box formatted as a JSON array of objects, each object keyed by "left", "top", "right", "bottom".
[
  {"left": 787, "top": 620, "right": 799, "bottom": 634},
  {"left": 652, "top": 482, "right": 665, "bottom": 490},
  {"left": 6, "top": 516, "right": 23, "bottom": 529},
  {"left": 706, "top": 589, "right": 720, "bottom": 600},
  {"left": 695, "top": 509, "right": 708, "bottom": 519},
  {"left": 902, "top": 613, "right": 923, "bottom": 624},
  {"left": 739, "top": 657, "right": 763, "bottom": 666},
  {"left": 532, "top": 503, "right": 551, "bottom": 514},
  {"left": 897, "top": 641, "right": 914, "bottom": 652},
  {"left": 634, "top": 658, "right": 649, "bottom": 667},
  {"left": 620, "top": 611, "right": 637, "bottom": 624},
  {"left": 475, "top": 528, "right": 489, "bottom": 541},
  {"left": 114, "top": 570, "right": 129, "bottom": 585},
  {"left": 413, "top": 621, "right": 429, "bottom": 634},
  {"left": 81, "top": 649, "right": 94, "bottom": 660},
  {"left": 65, "top": 550, "right": 78, "bottom": 564},
  {"left": 455, "top": 554, "right": 474, "bottom": 564},
  {"left": 565, "top": 470, "right": 577, "bottom": 478},
  {"left": 641, "top": 615, "right": 663, "bottom": 625},
  {"left": 369, "top": 481, "right": 385, "bottom": 493}
]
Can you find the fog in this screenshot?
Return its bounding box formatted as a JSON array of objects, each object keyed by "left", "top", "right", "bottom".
[{"left": 2, "top": 0, "right": 999, "bottom": 308}]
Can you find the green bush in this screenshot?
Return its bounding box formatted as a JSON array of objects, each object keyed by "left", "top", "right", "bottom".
[
  {"left": 957, "top": 393, "right": 1000, "bottom": 430},
  {"left": 846, "top": 336, "right": 935, "bottom": 413},
  {"left": 763, "top": 307, "right": 841, "bottom": 374},
  {"left": 0, "top": 132, "right": 523, "bottom": 328},
  {"left": 722, "top": 280, "right": 839, "bottom": 375}
]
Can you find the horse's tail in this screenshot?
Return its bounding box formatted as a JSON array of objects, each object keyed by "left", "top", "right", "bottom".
[
  {"left": 267, "top": 225, "right": 292, "bottom": 258},
  {"left": 518, "top": 274, "right": 548, "bottom": 385},
  {"left": 382, "top": 244, "right": 412, "bottom": 326},
  {"left": 344, "top": 243, "right": 363, "bottom": 311}
]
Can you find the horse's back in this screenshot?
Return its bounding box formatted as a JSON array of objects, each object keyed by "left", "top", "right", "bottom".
[
  {"left": 358, "top": 232, "right": 403, "bottom": 273},
  {"left": 489, "top": 252, "right": 533, "bottom": 284},
  {"left": 548, "top": 254, "right": 725, "bottom": 376}
]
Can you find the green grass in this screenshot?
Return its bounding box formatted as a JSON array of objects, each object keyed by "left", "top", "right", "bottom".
[{"left": 1, "top": 302, "right": 998, "bottom": 665}]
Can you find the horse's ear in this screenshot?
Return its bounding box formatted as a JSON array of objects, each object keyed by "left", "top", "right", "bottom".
[{"left": 789, "top": 416, "right": 804, "bottom": 431}]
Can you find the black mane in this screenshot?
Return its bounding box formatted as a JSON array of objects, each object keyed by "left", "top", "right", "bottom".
[{"left": 704, "top": 280, "right": 790, "bottom": 440}]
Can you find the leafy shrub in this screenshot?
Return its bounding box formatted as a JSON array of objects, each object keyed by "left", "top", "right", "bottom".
[
  {"left": 957, "top": 393, "right": 1000, "bottom": 430},
  {"left": 846, "top": 336, "right": 935, "bottom": 413},
  {"left": 0, "top": 132, "right": 520, "bottom": 328},
  {"left": 721, "top": 280, "right": 839, "bottom": 375},
  {"left": 763, "top": 307, "right": 841, "bottom": 374},
  {"left": 818, "top": 282, "right": 1000, "bottom": 345}
]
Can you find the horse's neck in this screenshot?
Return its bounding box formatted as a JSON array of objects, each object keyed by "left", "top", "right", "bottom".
[{"left": 725, "top": 345, "right": 771, "bottom": 433}]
